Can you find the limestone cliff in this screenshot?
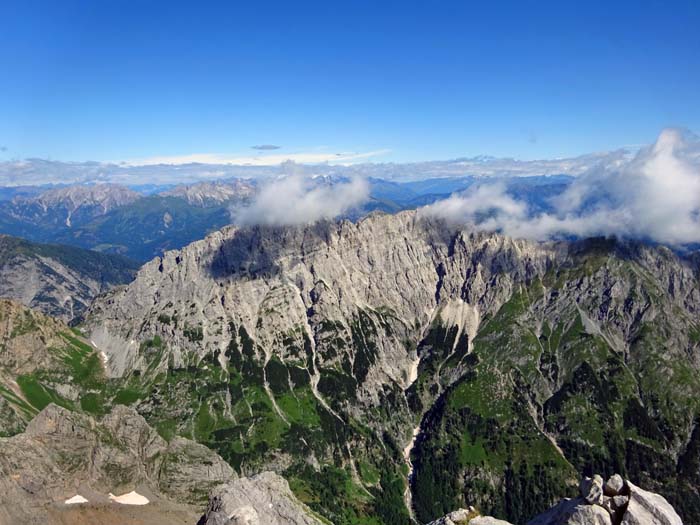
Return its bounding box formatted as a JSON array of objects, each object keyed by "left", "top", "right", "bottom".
[{"left": 81, "top": 211, "right": 700, "bottom": 524}]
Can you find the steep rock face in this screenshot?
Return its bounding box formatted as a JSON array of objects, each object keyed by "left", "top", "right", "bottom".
[
  {"left": 86, "top": 211, "right": 552, "bottom": 381},
  {"left": 83, "top": 211, "right": 700, "bottom": 524},
  {"left": 0, "top": 404, "right": 234, "bottom": 524},
  {"left": 410, "top": 240, "right": 700, "bottom": 523},
  {"left": 0, "top": 235, "right": 138, "bottom": 321}
]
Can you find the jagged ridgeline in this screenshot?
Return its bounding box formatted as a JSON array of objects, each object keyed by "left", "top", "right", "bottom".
[{"left": 74, "top": 210, "right": 700, "bottom": 525}]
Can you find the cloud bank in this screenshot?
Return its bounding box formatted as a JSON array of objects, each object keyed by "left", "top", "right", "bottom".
[
  {"left": 421, "top": 129, "right": 700, "bottom": 245},
  {"left": 0, "top": 148, "right": 627, "bottom": 186},
  {"left": 233, "top": 175, "right": 369, "bottom": 226},
  {"left": 121, "top": 149, "right": 390, "bottom": 167},
  {"left": 251, "top": 144, "right": 281, "bottom": 150}
]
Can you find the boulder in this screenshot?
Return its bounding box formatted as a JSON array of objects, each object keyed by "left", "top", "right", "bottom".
[
  {"left": 602, "top": 494, "right": 630, "bottom": 520},
  {"left": 471, "top": 517, "right": 515, "bottom": 525},
  {"left": 620, "top": 481, "right": 682, "bottom": 525},
  {"left": 615, "top": 495, "right": 630, "bottom": 508},
  {"left": 580, "top": 475, "right": 605, "bottom": 505},
  {"left": 528, "top": 497, "right": 613, "bottom": 525},
  {"left": 605, "top": 474, "right": 626, "bottom": 496},
  {"left": 425, "top": 508, "right": 514, "bottom": 525},
  {"left": 199, "top": 472, "right": 323, "bottom": 525}
]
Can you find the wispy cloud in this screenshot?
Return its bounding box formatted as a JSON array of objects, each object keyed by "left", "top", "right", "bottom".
[
  {"left": 120, "top": 149, "right": 391, "bottom": 167},
  {"left": 233, "top": 175, "right": 369, "bottom": 226},
  {"left": 251, "top": 144, "right": 281, "bottom": 150},
  {"left": 420, "top": 128, "right": 700, "bottom": 245}
]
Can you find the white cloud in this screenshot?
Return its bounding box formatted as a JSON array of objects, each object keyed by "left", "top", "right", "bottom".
[
  {"left": 421, "top": 129, "right": 700, "bottom": 245},
  {"left": 233, "top": 175, "right": 369, "bottom": 226},
  {"left": 120, "top": 149, "right": 391, "bottom": 167}
]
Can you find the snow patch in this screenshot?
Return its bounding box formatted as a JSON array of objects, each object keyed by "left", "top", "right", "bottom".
[
  {"left": 64, "top": 495, "right": 88, "bottom": 505},
  {"left": 406, "top": 356, "right": 420, "bottom": 388},
  {"left": 108, "top": 491, "right": 150, "bottom": 505}
]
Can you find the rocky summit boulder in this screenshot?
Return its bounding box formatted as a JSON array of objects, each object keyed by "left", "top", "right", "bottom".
[
  {"left": 433, "top": 474, "right": 684, "bottom": 525},
  {"left": 525, "top": 474, "right": 683, "bottom": 525},
  {"left": 621, "top": 481, "right": 682, "bottom": 525},
  {"left": 605, "top": 474, "right": 626, "bottom": 497},
  {"left": 580, "top": 475, "right": 605, "bottom": 505},
  {"left": 527, "top": 498, "right": 613, "bottom": 525},
  {"left": 426, "top": 508, "right": 514, "bottom": 524},
  {"left": 198, "top": 472, "right": 323, "bottom": 525}
]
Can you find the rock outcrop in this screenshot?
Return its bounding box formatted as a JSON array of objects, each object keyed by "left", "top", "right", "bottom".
[
  {"left": 622, "top": 481, "right": 683, "bottom": 525},
  {"left": 0, "top": 404, "right": 234, "bottom": 524},
  {"left": 431, "top": 474, "right": 683, "bottom": 525},
  {"left": 427, "top": 507, "right": 513, "bottom": 524},
  {"left": 527, "top": 474, "right": 683, "bottom": 525},
  {"left": 198, "top": 472, "right": 324, "bottom": 525}
]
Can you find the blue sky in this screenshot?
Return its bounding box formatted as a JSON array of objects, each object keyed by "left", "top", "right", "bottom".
[{"left": 1, "top": 0, "right": 699, "bottom": 164}]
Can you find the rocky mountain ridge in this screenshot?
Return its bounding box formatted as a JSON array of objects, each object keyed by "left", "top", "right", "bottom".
[
  {"left": 80, "top": 210, "right": 700, "bottom": 524},
  {"left": 0, "top": 235, "right": 138, "bottom": 321}
]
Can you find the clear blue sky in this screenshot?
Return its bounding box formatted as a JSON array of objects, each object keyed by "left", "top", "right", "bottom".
[{"left": 1, "top": 0, "right": 699, "bottom": 163}]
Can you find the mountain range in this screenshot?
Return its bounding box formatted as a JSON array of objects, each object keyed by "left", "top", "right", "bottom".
[
  {"left": 0, "top": 176, "right": 573, "bottom": 261},
  {"left": 0, "top": 207, "right": 696, "bottom": 524}
]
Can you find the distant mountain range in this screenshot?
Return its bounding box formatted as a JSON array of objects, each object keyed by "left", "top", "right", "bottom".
[
  {"left": 0, "top": 182, "right": 253, "bottom": 261},
  {"left": 0, "top": 175, "right": 573, "bottom": 261},
  {"left": 0, "top": 152, "right": 622, "bottom": 186}
]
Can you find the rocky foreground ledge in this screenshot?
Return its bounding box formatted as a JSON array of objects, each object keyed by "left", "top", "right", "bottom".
[
  {"left": 0, "top": 404, "right": 684, "bottom": 525},
  {"left": 429, "top": 473, "right": 682, "bottom": 525}
]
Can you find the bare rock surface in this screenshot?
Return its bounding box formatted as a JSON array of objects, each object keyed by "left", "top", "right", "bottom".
[
  {"left": 526, "top": 474, "right": 683, "bottom": 525},
  {"left": 0, "top": 404, "right": 234, "bottom": 524},
  {"left": 425, "top": 507, "right": 513, "bottom": 524},
  {"left": 198, "top": 472, "right": 324, "bottom": 525},
  {"left": 86, "top": 210, "right": 556, "bottom": 384},
  {"left": 527, "top": 498, "right": 613, "bottom": 525},
  {"left": 580, "top": 475, "right": 605, "bottom": 505},
  {"left": 432, "top": 474, "right": 684, "bottom": 525},
  {"left": 621, "top": 481, "right": 683, "bottom": 525},
  {"left": 605, "top": 474, "right": 625, "bottom": 496}
]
